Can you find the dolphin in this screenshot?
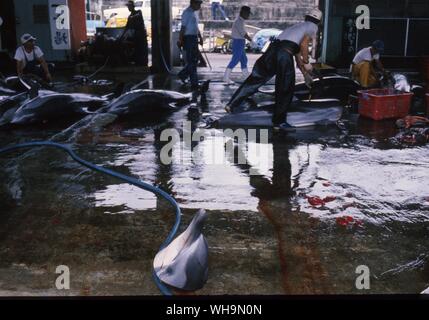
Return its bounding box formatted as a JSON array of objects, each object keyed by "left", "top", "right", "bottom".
[
  {"left": 216, "top": 99, "right": 344, "bottom": 128},
  {"left": 153, "top": 209, "right": 209, "bottom": 291},
  {"left": 98, "top": 89, "right": 194, "bottom": 115},
  {"left": 99, "top": 80, "right": 211, "bottom": 116},
  {"left": 422, "top": 287, "right": 429, "bottom": 294},
  {"left": 10, "top": 93, "right": 109, "bottom": 125},
  {"left": 259, "top": 75, "right": 362, "bottom": 104},
  {"left": 0, "top": 90, "right": 56, "bottom": 126}
]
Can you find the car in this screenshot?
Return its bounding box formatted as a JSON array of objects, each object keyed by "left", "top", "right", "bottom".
[{"left": 251, "top": 28, "right": 282, "bottom": 52}]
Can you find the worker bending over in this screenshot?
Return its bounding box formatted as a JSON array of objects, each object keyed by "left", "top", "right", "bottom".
[
  {"left": 223, "top": 6, "right": 252, "bottom": 84},
  {"left": 351, "top": 40, "right": 386, "bottom": 88},
  {"left": 224, "top": 8, "right": 322, "bottom": 132}
]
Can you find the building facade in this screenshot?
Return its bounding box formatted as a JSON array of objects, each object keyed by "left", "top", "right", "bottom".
[{"left": 321, "top": 0, "right": 429, "bottom": 67}]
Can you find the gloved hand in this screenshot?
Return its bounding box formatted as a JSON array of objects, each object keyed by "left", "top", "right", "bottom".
[{"left": 304, "top": 72, "right": 314, "bottom": 88}]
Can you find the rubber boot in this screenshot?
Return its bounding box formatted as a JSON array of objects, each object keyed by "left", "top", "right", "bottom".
[
  {"left": 223, "top": 68, "right": 234, "bottom": 85},
  {"left": 242, "top": 68, "right": 250, "bottom": 79}
]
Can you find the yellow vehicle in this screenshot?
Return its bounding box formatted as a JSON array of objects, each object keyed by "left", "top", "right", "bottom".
[
  {"left": 104, "top": 0, "right": 182, "bottom": 27},
  {"left": 105, "top": 13, "right": 128, "bottom": 28}
]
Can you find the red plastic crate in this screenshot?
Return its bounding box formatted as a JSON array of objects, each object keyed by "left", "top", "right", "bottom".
[{"left": 358, "top": 89, "right": 413, "bottom": 121}]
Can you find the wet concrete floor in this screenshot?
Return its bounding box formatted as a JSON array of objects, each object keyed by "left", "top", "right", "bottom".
[{"left": 0, "top": 72, "right": 428, "bottom": 296}]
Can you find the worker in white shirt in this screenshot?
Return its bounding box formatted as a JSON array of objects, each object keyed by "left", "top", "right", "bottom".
[
  {"left": 224, "top": 8, "right": 322, "bottom": 132},
  {"left": 223, "top": 6, "right": 252, "bottom": 84},
  {"left": 177, "top": 0, "right": 204, "bottom": 90},
  {"left": 351, "top": 40, "right": 386, "bottom": 88},
  {"left": 210, "top": 0, "right": 228, "bottom": 21},
  {"left": 14, "top": 33, "right": 53, "bottom": 82}
]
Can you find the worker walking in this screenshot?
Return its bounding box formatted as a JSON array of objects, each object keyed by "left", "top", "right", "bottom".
[
  {"left": 351, "top": 40, "right": 386, "bottom": 88},
  {"left": 223, "top": 6, "right": 252, "bottom": 85},
  {"left": 14, "top": 33, "right": 53, "bottom": 82},
  {"left": 178, "top": 0, "right": 204, "bottom": 90},
  {"left": 120, "top": 0, "right": 149, "bottom": 66},
  {"left": 210, "top": 0, "right": 228, "bottom": 21},
  {"left": 225, "top": 8, "right": 323, "bottom": 132}
]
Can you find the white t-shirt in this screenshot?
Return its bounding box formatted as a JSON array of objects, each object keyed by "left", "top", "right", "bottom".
[
  {"left": 353, "top": 47, "right": 380, "bottom": 64},
  {"left": 14, "top": 46, "right": 44, "bottom": 68},
  {"left": 231, "top": 16, "right": 247, "bottom": 39},
  {"left": 182, "top": 6, "right": 199, "bottom": 36},
  {"left": 277, "top": 21, "right": 318, "bottom": 46}
]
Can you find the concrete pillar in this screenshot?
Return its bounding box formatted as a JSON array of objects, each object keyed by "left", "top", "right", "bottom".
[
  {"left": 69, "top": 0, "right": 87, "bottom": 56},
  {"left": 321, "top": 0, "right": 331, "bottom": 63},
  {"left": 151, "top": 0, "right": 172, "bottom": 73}
]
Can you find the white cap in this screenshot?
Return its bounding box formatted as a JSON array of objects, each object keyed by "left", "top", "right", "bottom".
[
  {"left": 21, "top": 33, "right": 36, "bottom": 44},
  {"left": 306, "top": 8, "right": 323, "bottom": 22}
]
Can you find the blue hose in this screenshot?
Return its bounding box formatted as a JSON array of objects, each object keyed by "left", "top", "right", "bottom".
[{"left": 0, "top": 141, "right": 180, "bottom": 296}]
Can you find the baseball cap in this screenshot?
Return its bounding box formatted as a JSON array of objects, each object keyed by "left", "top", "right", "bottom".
[
  {"left": 372, "top": 40, "right": 385, "bottom": 54},
  {"left": 21, "top": 33, "right": 36, "bottom": 44}
]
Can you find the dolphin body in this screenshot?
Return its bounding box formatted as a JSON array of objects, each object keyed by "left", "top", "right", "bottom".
[
  {"left": 10, "top": 93, "right": 109, "bottom": 125},
  {"left": 99, "top": 80, "right": 211, "bottom": 116},
  {"left": 259, "top": 75, "right": 362, "bottom": 104},
  {"left": 0, "top": 90, "right": 56, "bottom": 126},
  {"left": 98, "top": 89, "right": 194, "bottom": 116},
  {"left": 154, "top": 209, "right": 209, "bottom": 291},
  {"left": 217, "top": 99, "right": 343, "bottom": 128}
]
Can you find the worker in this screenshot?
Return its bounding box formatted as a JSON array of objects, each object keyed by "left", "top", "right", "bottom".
[
  {"left": 223, "top": 6, "right": 252, "bottom": 85},
  {"left": 14, "top": 33, "right": 53, "bottom": 82},
  {"left": 351, "top": 40, "right": 386, "bottom": 88},
  {"left": 120, "top": 0, "right": 149, "bottom": 66},
  {"left": 177, "top": 0, "right": 204, "bottom": 90},
  {"left": 224, "top": 8, "right": 323, "bottom": 132},
  {"left": 210, "top": 0, "right": 228, "bottom": 21}
]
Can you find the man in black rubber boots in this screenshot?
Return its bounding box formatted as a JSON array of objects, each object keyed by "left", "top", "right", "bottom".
[{"left": 224, "top": 8, "right": 323, "bottom": 132}]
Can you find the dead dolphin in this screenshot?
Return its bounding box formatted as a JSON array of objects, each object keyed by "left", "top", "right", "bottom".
[
  {"left": 99, "top": 80, "right": 211, "bottom": 116},
  {"left": 216, "top": 99, "right": 343, "bottom": 128},
  {"left": 0, "top": 90, "right": 55, "bottom": 126},
  {"left": 99, "top": 89, "right": 194, "bottom": 115},
  {"left": 259, "top": 75, "right": 361, "bottom": 104},
  {"left": 10, "top": 93, "right": 109, "bottom": 125},
  {"left": 153, "top": 209, "right": 209, "bottom": 291}
]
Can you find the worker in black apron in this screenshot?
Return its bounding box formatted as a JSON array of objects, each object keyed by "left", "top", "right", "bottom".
[
  {"left": 14, "top": 34, "right": 54, "bottom": 82},
  {"left": 224, "top": 9, "right": 323, "bottom": 132},
  {"left": 120, "top": 0, "right": 149, "bottom": 66}
]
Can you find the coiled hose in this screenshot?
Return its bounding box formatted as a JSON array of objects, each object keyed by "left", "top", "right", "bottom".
[{"left": 0, "top": 141, "right": 179, "bottom": 296}]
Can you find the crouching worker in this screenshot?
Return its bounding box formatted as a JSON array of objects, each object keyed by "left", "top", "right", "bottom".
[
  {"left": 15, "top": 34, "right": 54, "bottom": 82},
  {"left": 351, "top": 40, "right": 386, "bottom": 88},
  {"left": 224, "top": 8, "right": 322, "bottom": 132}
]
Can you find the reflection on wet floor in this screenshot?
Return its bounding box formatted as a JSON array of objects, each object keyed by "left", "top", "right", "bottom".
[{"left": 0, "top": 74, "right": 428, "bottom": 295}]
